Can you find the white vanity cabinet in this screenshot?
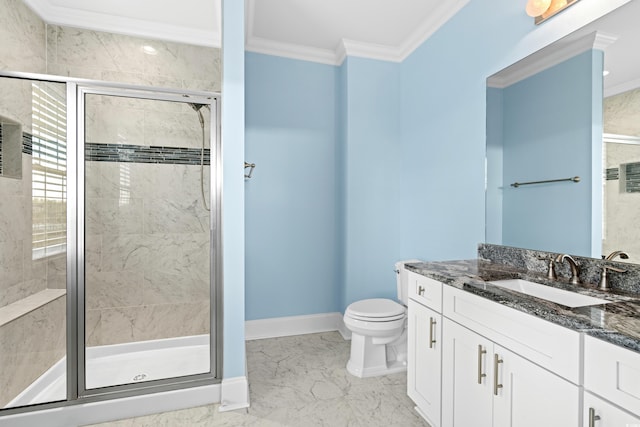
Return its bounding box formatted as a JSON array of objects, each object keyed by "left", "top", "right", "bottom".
[
  {"left": 440, "top": 285, "right": 581, "bottom": 427},
  {"left": 442, "top": 318, "right": 580, "bottom": 427},
  {"left": 407, "top": 272, "right": 443, "bottom": 427},
  {"left": 583, "top": 335, "right": 640, "bottom": 425}
]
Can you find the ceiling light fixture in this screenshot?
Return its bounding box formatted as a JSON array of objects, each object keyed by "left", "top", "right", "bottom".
[
  {"left": 526, "top": 0, "right": 580, "bottom": 24},
  {"left": 142, "top": 45, "right": 157, "bottom": 55}
]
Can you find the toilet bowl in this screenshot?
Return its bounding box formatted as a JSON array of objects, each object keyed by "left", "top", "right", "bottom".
[{"left": 343, "top": 260, "right": 421, "bottom": 378}]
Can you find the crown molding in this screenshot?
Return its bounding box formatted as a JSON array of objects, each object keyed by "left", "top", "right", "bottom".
[
  {"left": 244, "top": 0, "right": 470, "bottom": 66},
  {"left": 245, "top": 36, "right": 338, "bottom": 65},
  {"left": 340, "top": 39, "right": 403, "bottom": 63},
  {"left": 487, "top": 31, "right": 618, "bottom": 88},
  {"left": 22, "top": 0, "right": 221, "bottom": 47}
]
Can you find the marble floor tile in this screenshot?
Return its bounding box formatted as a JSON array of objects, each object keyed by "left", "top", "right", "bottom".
[{"left": 85, "top": 332, "right": 428, "bottom": 427}]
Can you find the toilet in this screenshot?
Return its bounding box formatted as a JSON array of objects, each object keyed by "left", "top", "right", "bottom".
[{"left": 343, "top": 260, "right": 421, "bottom": 378}]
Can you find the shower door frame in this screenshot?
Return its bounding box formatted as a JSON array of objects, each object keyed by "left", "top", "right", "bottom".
[{"left": 74, "top": 83, "right": 223, "bottom": 401}]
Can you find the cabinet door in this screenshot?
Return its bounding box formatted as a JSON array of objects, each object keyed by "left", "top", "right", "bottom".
[
  {"left": 442, "top": 318, "right": 493, "bottom": 427},
  {"left": 493, "top": 344, "right": 580, "bottom": 427},
  {"left": 407, "top": 300, "right": 441, "bottom": 427},
  {"left": 583, "top": 392, "right": 640, "bottom": 427}
]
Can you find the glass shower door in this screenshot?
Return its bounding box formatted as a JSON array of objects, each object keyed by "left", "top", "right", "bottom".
[{"left": 81, "top": 89, "right": 214, "bottom": 390}]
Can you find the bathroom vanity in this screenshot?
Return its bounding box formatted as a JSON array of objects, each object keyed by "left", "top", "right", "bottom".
[{"left": 406, "top": 246, "right": 640, "bottom": 427}]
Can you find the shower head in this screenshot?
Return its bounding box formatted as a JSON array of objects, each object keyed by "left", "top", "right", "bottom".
[{"left": 188, "top": 103, "right": 209, "bottom": 112}]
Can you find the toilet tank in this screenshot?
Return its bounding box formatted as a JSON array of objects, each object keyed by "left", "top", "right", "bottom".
[{"left": 395, "top": 259, "right": 422, "bottom": 305}]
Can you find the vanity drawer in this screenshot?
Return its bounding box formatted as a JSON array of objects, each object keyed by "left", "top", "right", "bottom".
[
  {"left": 407, "top": 272, "right": 442, "bottom": 312},
  {"left": 584, "top": 335, "right": 640, "bottom": 417},
  {"left": 443, "top": 286, "right": 580, "bottom": 383}
]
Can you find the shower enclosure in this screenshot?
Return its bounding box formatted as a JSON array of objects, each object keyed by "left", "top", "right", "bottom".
[{"left": 0, "top": 72, "right": 221, "bottom": 413}]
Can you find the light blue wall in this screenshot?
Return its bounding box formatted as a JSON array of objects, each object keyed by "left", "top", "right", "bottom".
[
  {"left": 398, "top": 0, "right": 627, "bottom": 262},
  {"left": 500, "top": 50, "right": 603, "bottom": 256},
  {"left": 244, "top": 53, "right": 341, "bottom": 320},
  {"left": 340, "top": 57, "right": 402, "bottom": 309},
  {"left": 242, "top": 0, "right": 629, "bottom": 321},
  {"left": 221, "top": 0, "right": 245, "bottom": 378}
]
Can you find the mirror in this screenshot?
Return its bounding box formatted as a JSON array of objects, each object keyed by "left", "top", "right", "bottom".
[{"left": 485, "top": 0, "right": 640, "bottom": 263}]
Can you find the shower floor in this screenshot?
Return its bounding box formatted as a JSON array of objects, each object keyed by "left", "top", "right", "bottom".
[{"left": 7, "top": 335, "right": 210, "bottom": 408}]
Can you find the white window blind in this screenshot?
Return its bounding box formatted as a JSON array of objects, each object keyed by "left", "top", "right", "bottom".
[{"left": 31, "top": 82, "right": 67, "bottom": 258}]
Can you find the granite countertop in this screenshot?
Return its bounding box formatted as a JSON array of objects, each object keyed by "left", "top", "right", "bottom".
[{"left": 406, "top": 259, "right": 640, "bottom": 354}]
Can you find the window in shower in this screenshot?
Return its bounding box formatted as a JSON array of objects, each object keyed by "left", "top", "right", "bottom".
[
  {"left": 81, "top": 89, "right": 215, "bottom": 391},
  {"left": 32, "top": 82, "right": 67, "bottom": 259}
]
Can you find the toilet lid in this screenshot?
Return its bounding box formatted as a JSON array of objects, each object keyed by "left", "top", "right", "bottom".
[{"left": 346, "top": 298, "right": 405, "bottom": 320}]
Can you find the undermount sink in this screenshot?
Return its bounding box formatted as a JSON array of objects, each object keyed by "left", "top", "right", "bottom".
[{"left": 489, "top": 279, "right": 610, "bottom": 308}]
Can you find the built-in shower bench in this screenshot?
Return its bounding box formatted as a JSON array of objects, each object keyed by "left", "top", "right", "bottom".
[{"left": 0, "top": 289, "right": 66, "bottom": 327}]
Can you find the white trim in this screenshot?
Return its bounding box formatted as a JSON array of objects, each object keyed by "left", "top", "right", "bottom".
[
  {"left": 245, "top": 36, "right": 337, "bottom": 66},
  {"left": 340, "top": 39, "right": 403, "bottom": 63},
  {"left": 245, "top": 312, "right": 343, "bottom": 341},
  {"left": 487, "top": 31, "right": 618, "bottom": 88},
  {"left": 22, "top": 0, "right": 221, "bottom": 47},
  {"left": 219, "top": 376, "right": 249, "bottom": 412},
  {"left": 244, "top": 0, "right": 469, "bottom": 65},
  {"left": 336, "top": 316, "right": 352, "bottom": 341},
  {"left": 1, "top": 384, "right": 221, "bottom": 427}
]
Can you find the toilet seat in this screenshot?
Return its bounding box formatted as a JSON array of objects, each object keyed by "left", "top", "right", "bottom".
[{"left": 345, "top": 298, "right": 405, "bottom": 322}]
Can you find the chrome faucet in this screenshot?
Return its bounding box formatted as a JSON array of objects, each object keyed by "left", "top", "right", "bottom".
[
  {"left": 604, "top": 250, "right": 629, "bottom": 261},
  {"left": 554, "top": 254, "right": 580, "bottom": 285}
]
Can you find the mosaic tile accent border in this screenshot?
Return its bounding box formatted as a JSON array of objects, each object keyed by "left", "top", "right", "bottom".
[
  {"left": 624, "top": 162, "right": 640, "bottom": 193},
  {"left": 85, "top": 142, "right": 210, "bottom": 165},
  {"left": 22, "top": 132, "right": 32, "bottom": 156},
  {"left": 14, "top": 132, "right": 209, "bottom": 166}
]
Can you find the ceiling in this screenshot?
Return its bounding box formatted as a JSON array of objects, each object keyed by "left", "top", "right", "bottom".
[{"left": 23, "top": 0, "right": 469, "bottom": 65}]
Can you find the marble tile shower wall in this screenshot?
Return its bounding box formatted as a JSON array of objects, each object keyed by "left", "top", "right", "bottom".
[
  {"left": 46, "top": 25, "right": 221, "bottom": 91},
  {"left": 84, "top": 159, "right": 212, "bottom": 345}
]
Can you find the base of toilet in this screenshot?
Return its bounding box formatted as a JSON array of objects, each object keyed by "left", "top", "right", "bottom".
[{"left": 346, "top": 331, "right": 407, "bottom": 378}]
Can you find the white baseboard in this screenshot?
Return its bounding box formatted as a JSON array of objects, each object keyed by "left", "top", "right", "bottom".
[
  {"left": 336, "top": 316, "right": 351, "bottom": 340},
  {"left": 219, "top": 376, "right": 249, "bottom": 412},
  {"left": 245, "top": 312, "right": 345, "bottom": 341}
]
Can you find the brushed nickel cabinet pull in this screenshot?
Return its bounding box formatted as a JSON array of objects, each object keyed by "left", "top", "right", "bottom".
[
  {"left": 588, "top": 408, "right": 601, "bottom": 427},
  {"left": 494, "top": 354, "right": 503, "bottom": 395},
  {"left": 418, "top": 285, "right": 425, "bottom": 296},
  {"left": 429, "top": 317, "right": 437, "bottom": 348},
  {"left": 477, "top": 345, "right": 487, "bottom": 384}
]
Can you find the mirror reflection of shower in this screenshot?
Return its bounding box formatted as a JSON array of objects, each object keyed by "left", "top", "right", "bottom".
[{"left": 189, "top": 103, "right": 211, "bottom": 212}]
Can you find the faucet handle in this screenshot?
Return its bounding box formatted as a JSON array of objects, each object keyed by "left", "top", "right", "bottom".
[
  {"left": 604, "top": 265, "right": 626, "bottom": 274},
  {"left": 598, "top": 265, "right": 627, "bottom": 290},
  {"left": 536, "top": 255, "right": 557, "bottom": 279}
]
